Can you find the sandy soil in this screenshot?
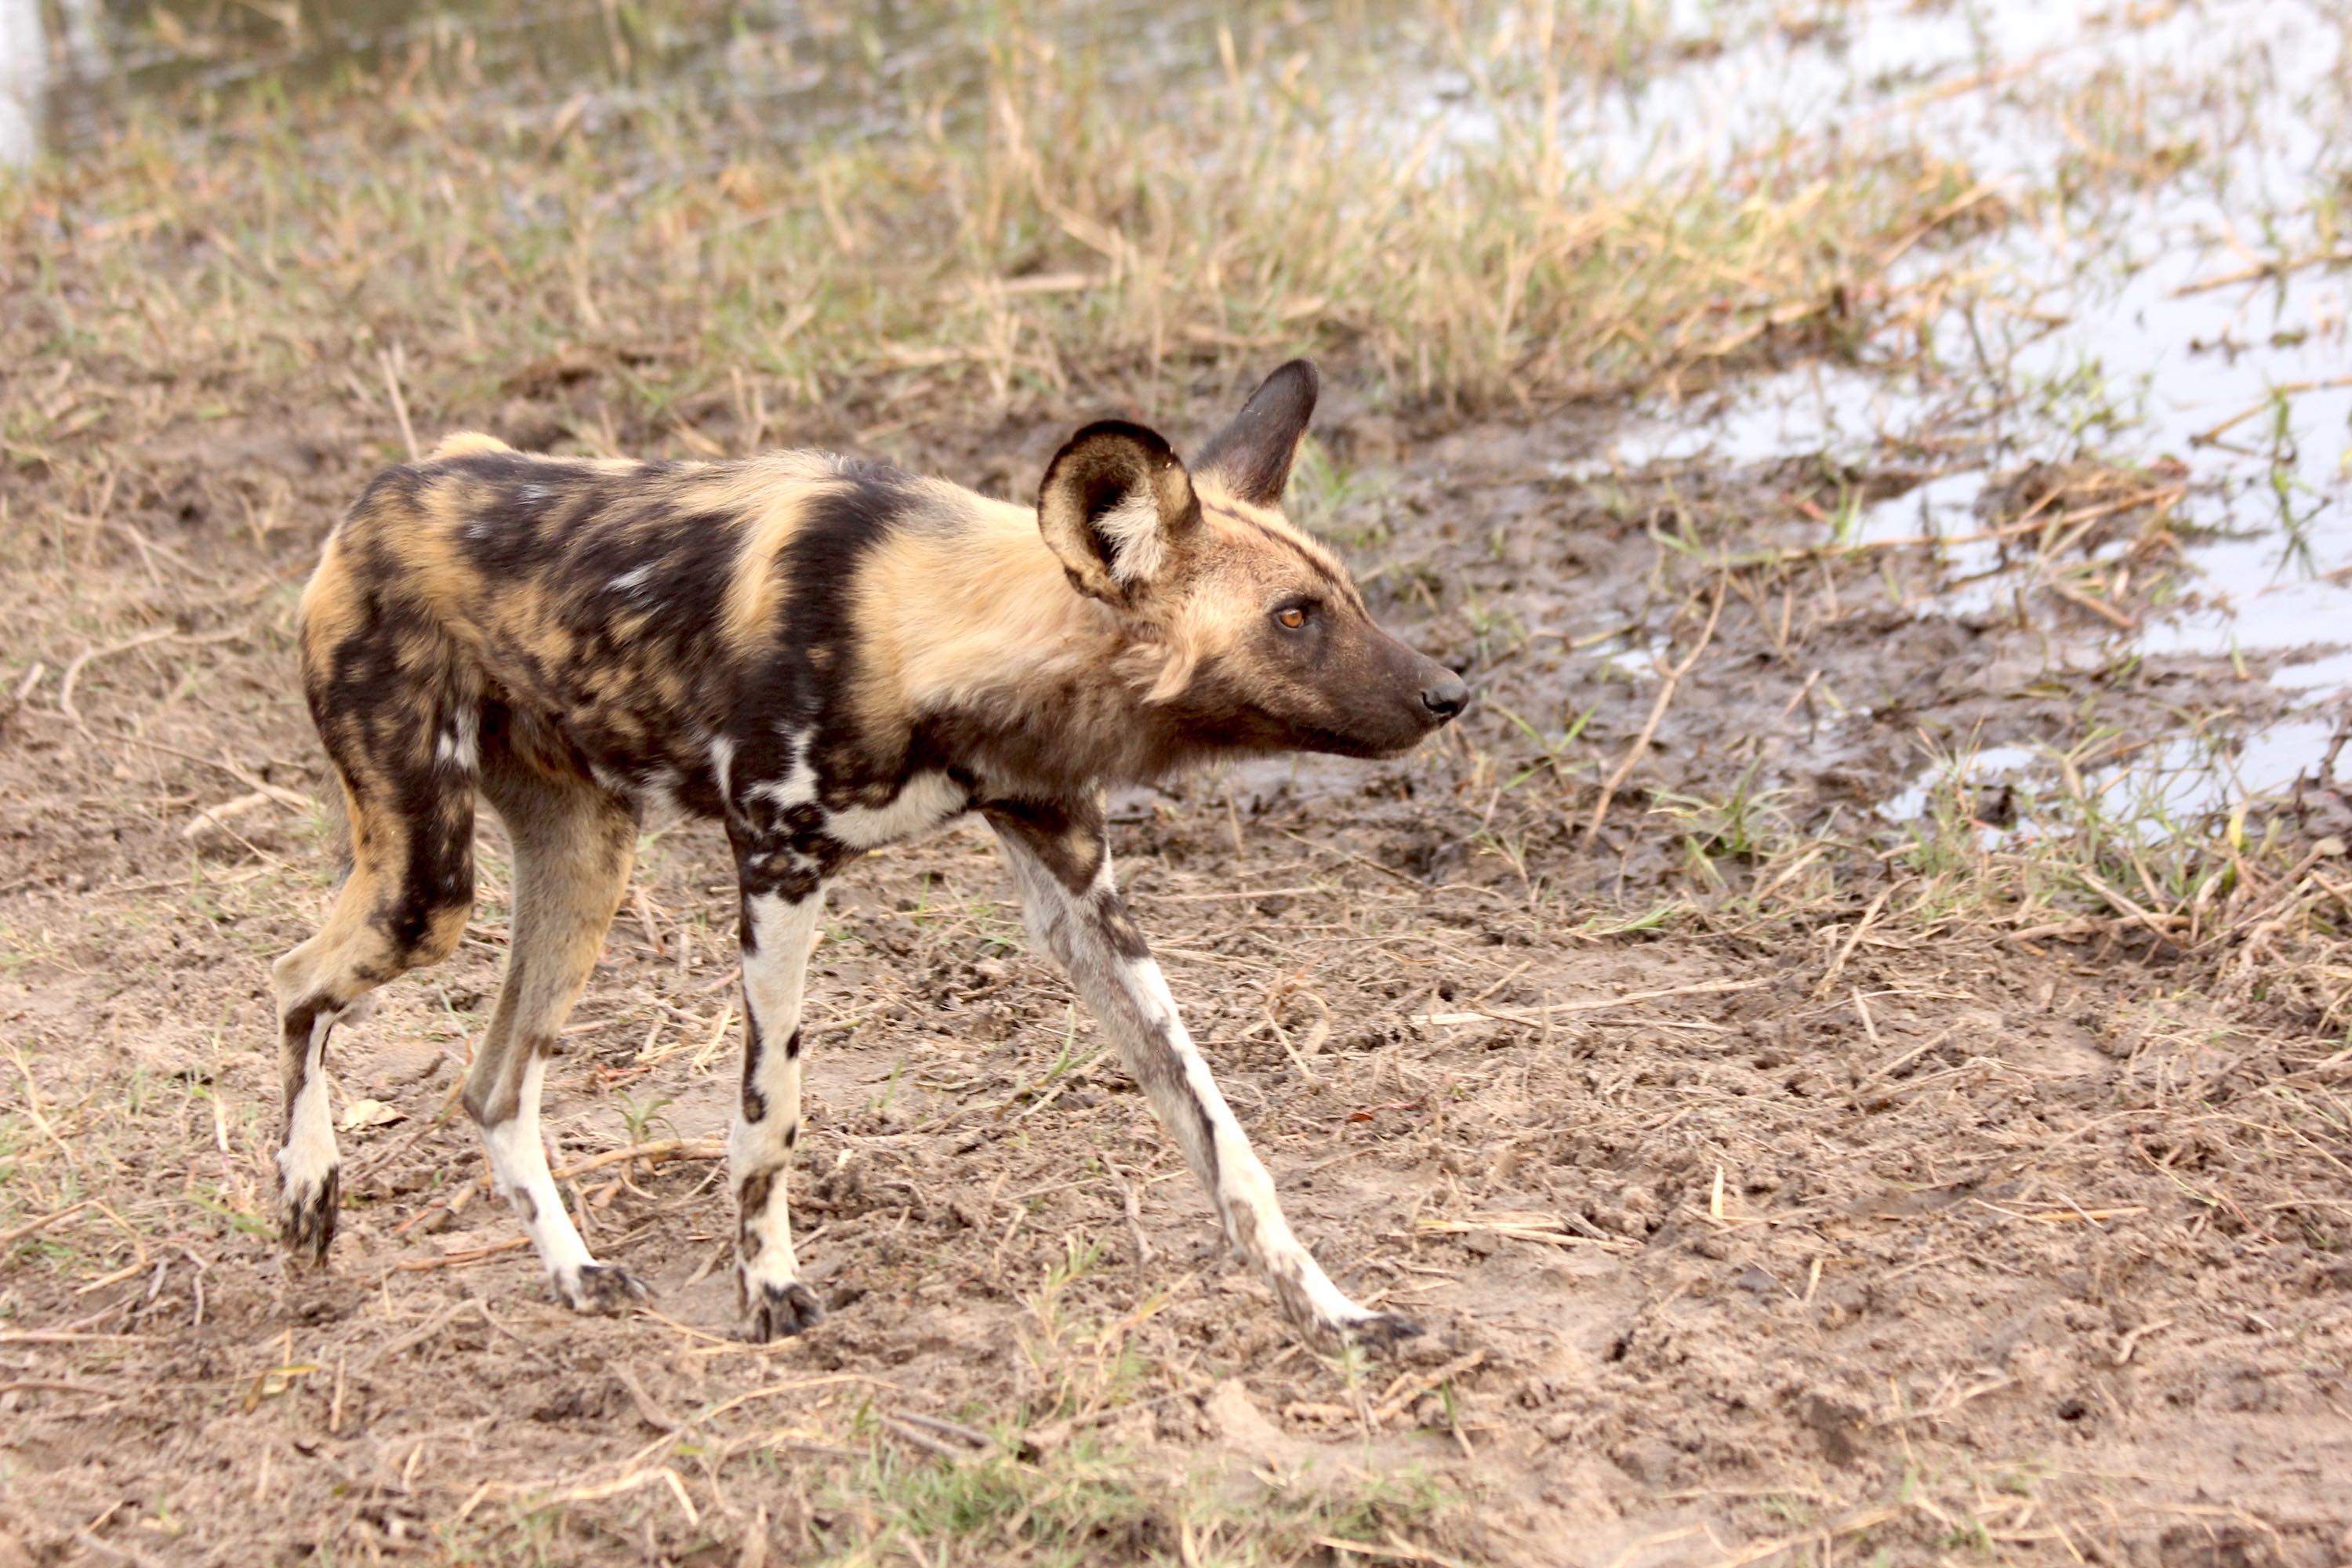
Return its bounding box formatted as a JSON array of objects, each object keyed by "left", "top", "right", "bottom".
[{"left": 2, "top": 388, "right": 2349, "bottom": 1567}]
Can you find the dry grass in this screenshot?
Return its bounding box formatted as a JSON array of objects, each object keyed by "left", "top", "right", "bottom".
[{"left": 2, "top": 1, "right": 1989, "bottom": 467}]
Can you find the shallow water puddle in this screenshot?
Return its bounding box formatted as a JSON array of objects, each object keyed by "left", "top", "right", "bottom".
[
  {"left": 1877, "top": 715, "right": 2347, "bottom": 842},
  {"left": 1565, "top": 0, "right": 2349, "bottom": 820}
]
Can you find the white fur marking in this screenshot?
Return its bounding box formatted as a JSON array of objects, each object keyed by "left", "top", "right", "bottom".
[
  {"left": 823, "top": 771, "right": 969, "bottom": 850},
  {"left": 746, "top": 732, "right": 818, "bottom": 815},
  {"left": 739, "top": 891, "right": 822, "bottom": 1033},
  {"left": 733, "top": 891, "right": 824, "bottom": 1285},
  {"left": 710, "top": 734, "right": 736, "bottom": 804},
  {"left": 276, "top": 1014, "right": 338, "bottom": 1192},
  {"left": 483, "top": 1055, "right": 595, "bottom": 1283},
  {"left": 1097, "top": 489, "right": 1166, "bottom": 584},
  {"left": 434, "top": 707, "right": 479, "bottom": 772},
  {"left": 642, "top": 769, "right": 691, "bottom": 822}
]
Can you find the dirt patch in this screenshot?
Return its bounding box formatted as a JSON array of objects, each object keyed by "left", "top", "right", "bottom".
[{"left": 2, "top": 381, "right": 2348, "bottom": 1566}]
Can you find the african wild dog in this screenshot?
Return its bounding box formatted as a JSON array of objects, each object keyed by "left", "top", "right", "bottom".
[{"left": 270, "top": 361, "right": 1468, "bottom": 1348}]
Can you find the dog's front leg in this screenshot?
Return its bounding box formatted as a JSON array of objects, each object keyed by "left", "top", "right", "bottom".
[{"left": 985, "top": 798, "right": 1417, "bottom": 1351}]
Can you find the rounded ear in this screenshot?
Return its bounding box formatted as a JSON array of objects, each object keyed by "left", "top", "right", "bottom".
[
  {"left": 1036, "top": 420, "right": 1200, "bottom": 603},
  {"left": 1193, "top": 359, "right": 1319, "bottom": 508}
]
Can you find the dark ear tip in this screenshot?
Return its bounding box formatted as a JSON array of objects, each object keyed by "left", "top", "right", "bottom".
[
  {"left": 1052, "top": 419, "right": 1176, "bottom": 470},
  {"left": 1193, "top": 361, "right": 1322, "bottom": 506}
]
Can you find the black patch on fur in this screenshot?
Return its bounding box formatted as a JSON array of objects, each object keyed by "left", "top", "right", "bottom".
[
  {"left": 278, "top": 996, "right": 330, "bottom": 1113},
  {"left": 980, "top": 796, "right": 1105, "bottom": 894},
  {"left": 742, "top": 1278, "right": 823, "bottom": 1341},
  {"left": 280, "top": 1163, "right": 340, "bottom": 1265},
  {"left": 735, "top": 837, "right": 846, "bottom": 904},
  {"left": 757, "top": 468, "right": 917, "bottom": 721},
  {"left": 712, "top": 466, "right": 934, "bottom": 889},
  {"left": 303, "top": 579, "right": 479, "bottom": 967},
  {"left": 1130, "top": 1015, "right": 1220, "bottom": 1206},
  {"left": 567, "top": 1263, "right": 650, "bottom": 1313},
  {"left": 1094, "top": 891, "right": 1152, "bottom": 961},
  {"left": 736, "top": 1168, "right": 774, "bottom": 1262},
  {"left": 741, "top": 1009, "right": 768, "bottom": 1123}
]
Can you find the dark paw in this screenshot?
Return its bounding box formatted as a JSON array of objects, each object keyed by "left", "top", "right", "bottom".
[
  {"left": 743, "top": 1279, "right": 825, "bottom": 1341},
  {"left": 560, "top": 1263, "right": 652, "bottom": 1314},
  {"left": 279, "top": 1167, "right": 340, "bottom": 1266},
  {"left": 1338, "top": 1312, "right": 1424, "bottom": 1352}
]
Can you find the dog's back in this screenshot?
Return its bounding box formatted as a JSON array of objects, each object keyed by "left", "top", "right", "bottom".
[{"left": 301, "top": 437, "right": 871, "bottom": 792}]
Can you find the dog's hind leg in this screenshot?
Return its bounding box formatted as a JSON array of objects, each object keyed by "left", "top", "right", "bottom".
[
  {"left": 272, "top": 594, "right": 479, "bottom": 1265},
  {"left": 465, "top": 724, "right": 644, "bottom": 1311}
]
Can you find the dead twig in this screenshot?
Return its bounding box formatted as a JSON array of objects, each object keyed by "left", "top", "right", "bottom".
[
  {"left": 181, "top": 789, "right": 284, "bottom": 840},
  {"left": 1371, "top": 1348, "right": 1486, "bottom": 1425},
  {"left": 1311, "top": 1532, "right": 1472, "bottom": 1568},
  {"left": 353, "top": 1298, "right": 487, "bottom": 1363},
  {"left": 2077, "top": 869, "right": 2184, "bottom": 949},
  {"left": 2171, "top": 252, "right": 2352, "bottom": 296},
  {"left": 57, "top": 629, "right": 182, "bottom": 728},
  {"left": 2042, "top": 575, "right": 2139, "bottom": 631},
  {"left": 0, "top": 1198, "right": 93, "bottom": 1248},
  {"left": 2190, "top": 376, "right": 2352, "bottom": 445},
  {"left": 1583, "top": 583, "right": 1725, "bottom": 846},
  {"left": 882, "top": 1417, "right": 966, "bottom": 1460},
  {"left": 1698, "top": 1506, "right": 1904, "bottom": 1568},
  {"left": 1815, "top": 888, "right": 1891, "bottom": 1000},
  {"left": 1411, "top": 975, "right": 1766, "bottom": 1027},
  {"left": 2, "top": 1379, "right": 122, "bottom": 1397},
  {"left": 889, "top": 1410, "right": 994, "bottom": 1449},
  {"left": 380, "top": 1238, "right": 531, "bottom": 1280},
  {"left": 379, "top": 344, "right": 421, "bottom": 462}
]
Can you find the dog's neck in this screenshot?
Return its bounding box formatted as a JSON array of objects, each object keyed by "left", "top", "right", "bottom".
[{"left": 856, "top": 500, "right": 1214, "bottom": 793}]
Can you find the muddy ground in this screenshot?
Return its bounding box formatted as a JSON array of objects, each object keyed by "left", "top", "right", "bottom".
[{"left": 2, "top": 362, "right": 2349, "bottom": 1568}]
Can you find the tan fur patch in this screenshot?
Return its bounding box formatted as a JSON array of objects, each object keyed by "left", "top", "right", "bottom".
[
  {"left": 862, "top": 494, "right": 1107, "bottom": 716},
  {"left": 428, "top": 431, "right": 513, "bottom": 461}
]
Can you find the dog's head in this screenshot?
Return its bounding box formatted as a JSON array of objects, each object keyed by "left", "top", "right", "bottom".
[{"left": 1036, "top": 361, "right": 1466, "bottom": 759}]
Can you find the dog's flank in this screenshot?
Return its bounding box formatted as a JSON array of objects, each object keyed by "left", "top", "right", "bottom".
[{"left": 267, "top": 360, "right": 1468, "bottom": 1348}]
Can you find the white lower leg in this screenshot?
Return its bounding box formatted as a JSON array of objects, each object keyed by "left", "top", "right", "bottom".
[
  {"left": 996, "top": 824, "right": 1410, "bottom": 1346},
  {"left": 277, "top": 1013, "right": 339, "bottom": 1200},
  {"left": 729, "top": 1125, "right": 802, "bottom": 1283},
  {"left": 1124, "top": 953, "right": 1380, "bottom": 1328},
  {"left": 731, "top": 890, "right": 823, "bottom": 1335},
  {"left": 481, "top": 1054, "right": 597, "bottom": 1293}
]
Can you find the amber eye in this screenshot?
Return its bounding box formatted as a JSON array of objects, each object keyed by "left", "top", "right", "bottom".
[{"left": 1273, "top": 604, "right": 1311, "bottom": 631}]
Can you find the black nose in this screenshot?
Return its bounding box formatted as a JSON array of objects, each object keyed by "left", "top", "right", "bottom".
[{"left": 1421, "top": 675, "right": 1468, "bottom": 721}]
